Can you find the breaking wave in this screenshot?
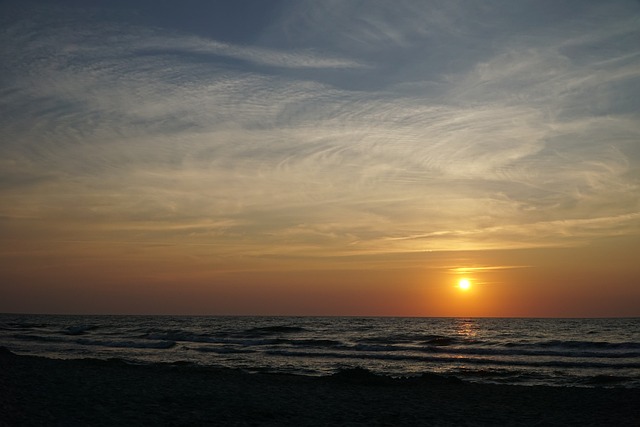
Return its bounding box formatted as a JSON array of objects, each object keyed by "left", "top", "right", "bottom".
[{"left": 2, "top": 315, "right": 638, "bottom": 388}]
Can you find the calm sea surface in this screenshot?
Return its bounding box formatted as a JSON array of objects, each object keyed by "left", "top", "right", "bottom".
[{"left": 1, "top": 315, "right": 639, "bottom": 388}]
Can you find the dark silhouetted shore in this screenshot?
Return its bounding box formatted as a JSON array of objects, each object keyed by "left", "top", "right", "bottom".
[{"left": 1, "top": 347, "right": 638, "bottom": 426}]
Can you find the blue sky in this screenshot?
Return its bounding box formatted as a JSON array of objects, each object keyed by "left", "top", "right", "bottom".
[{"left": 1, "top": 1, "right": 640, "bottom": 315}]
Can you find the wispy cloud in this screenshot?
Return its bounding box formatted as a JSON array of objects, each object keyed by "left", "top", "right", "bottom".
[
  {"left": 1, "top": 0, "right": 639, "bottom": 260},
  {"left": 449, "top": 266, "right": 532, "bottom": 274}
]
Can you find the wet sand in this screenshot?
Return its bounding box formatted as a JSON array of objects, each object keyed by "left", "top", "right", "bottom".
[{"left": 1, "top": 347, "right": 638, "bottom": 426}]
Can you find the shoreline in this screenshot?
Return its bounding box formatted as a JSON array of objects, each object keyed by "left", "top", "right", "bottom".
[{"left": 1, "top": 348, "right": 639, "bottom": 426}]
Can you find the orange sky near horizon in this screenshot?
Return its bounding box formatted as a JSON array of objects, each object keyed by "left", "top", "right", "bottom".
[{"left": 2, "top": 232, "right": 638, "bottom": 317}]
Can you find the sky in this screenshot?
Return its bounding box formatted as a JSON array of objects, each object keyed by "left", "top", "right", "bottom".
[{"left": 1, "top": 0, "right": 639, "bottom": 317}]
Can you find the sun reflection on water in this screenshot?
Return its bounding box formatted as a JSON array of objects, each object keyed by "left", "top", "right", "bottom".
[{"left": 455, "top": 318, "right": 478, "bottom": 339}]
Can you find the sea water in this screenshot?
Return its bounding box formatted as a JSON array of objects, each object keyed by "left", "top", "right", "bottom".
[{"left": 1, "top": 315, "right": 638, "bottom": 387}]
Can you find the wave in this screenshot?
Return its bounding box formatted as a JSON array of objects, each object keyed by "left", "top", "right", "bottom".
[
  {"left": 284, "top": 356, "right": 639, "bottom": 387},
  {"left": 264, "top": 349, "right": 640, "bottom": 369},
  {"left": 447, "top": 368, "right": 640, "bottom": 387},
  {"left": 343, "top": 341, "right": 640, "bottom": 360},
  {"left": 192, "top": 346, "right": 256, "bottom": 354},
  {"left": 287, "top": 338, "right": 343, "bottom": 347},
  {"left": 417, "top": 345, "right": 640, "bottom": 359},
  {"left": 359, "top": 334, "right": 476, "bottom": 346},
  {"left": 326, "top": 367, "right": 462, "bottom": 385},
  {"left": 356, "top": 336, "right": 640, "bottom": 351},
  {"left": 352, "top": 344, "right": 402, "bottom": 352},
  {"left": 241, "top": 325, "right": 308, "bottom": 336},
  {"left": 64, "top": 325, "right": 98, "bottom": 335},
  {"left": 12, "top": 333, "right": 174, "bottom": 350},
  {"left": 143, "top": 331, "right": 288, "bottom": 347},
  {"left": 1, "top": 322, "right": 49, "bottom": 330},
  {"left": 13, "top": 331, "right": 638, "bottom": 361},
  {"left": 506, "top": 340, "right": 640, "bottom": 350},
  {"left": 141, "top": 330, "right": 344, "bottom": 350},
  {"left": 3, "top": 316, "right": 638, "bottom": 388},
  {"left": 75, "top": 338, "right": 176, "bottom": 349},
  {"left": 144, "top": 330, "right": 226, "bottom": 343},
  {"left": 422, "top": 336, "right": 458, "bottom": 346},
  {"left": 12, "top": 333, "right": 68, "bottom": 343}
]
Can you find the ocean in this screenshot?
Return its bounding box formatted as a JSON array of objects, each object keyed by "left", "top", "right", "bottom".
[{"left": 1, "top": 314, "right": 638, "bottom": 388}]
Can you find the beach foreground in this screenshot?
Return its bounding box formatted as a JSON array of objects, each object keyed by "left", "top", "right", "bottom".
[{"left": 1, "top": 348, "right": 638, "bottom": 426}]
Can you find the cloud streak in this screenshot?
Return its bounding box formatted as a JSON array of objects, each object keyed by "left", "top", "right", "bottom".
[{"left": 1, "top": 0, "right": 639, "bottom": 260}]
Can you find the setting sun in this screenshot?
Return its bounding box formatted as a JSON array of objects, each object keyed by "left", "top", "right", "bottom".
[{"left": 458, "top": 279, "right": 472, "bottom": 291}]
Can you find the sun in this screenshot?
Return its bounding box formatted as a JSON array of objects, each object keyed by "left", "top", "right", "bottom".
[{"left": 458, "top": 278, "right": 471, "bottom": 291}]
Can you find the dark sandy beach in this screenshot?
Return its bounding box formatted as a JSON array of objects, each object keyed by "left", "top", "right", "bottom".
[{"left": 1, "top": 347, "right": 638, "bottom": 426}]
